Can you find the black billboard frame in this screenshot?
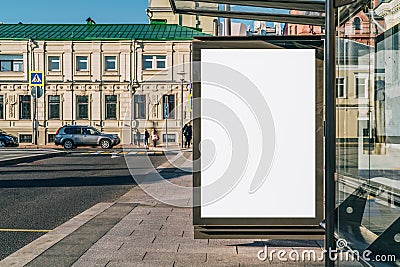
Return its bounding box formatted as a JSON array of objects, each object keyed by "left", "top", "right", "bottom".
[{"left": 192, "top": 35, "right": 325, "bottom": 239}]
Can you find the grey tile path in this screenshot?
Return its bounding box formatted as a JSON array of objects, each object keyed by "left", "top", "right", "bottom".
[
  {"left": 1, "top": 150, "right": 363, "bottom": 266},
  {"left": 26, "top": 203, "right": 137, "bottom": 267}
]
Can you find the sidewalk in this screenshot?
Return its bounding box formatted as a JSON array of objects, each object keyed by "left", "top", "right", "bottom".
[{"left": 0, "top": 151, "right": 358, "bottom": 267}]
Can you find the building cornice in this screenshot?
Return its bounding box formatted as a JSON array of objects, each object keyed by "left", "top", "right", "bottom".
[{"left": 375, "top": 0, "right": 400, "bottom": 17}]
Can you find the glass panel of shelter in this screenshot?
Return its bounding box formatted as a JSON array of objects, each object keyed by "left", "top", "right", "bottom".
[
  {"left": 169, "top": 0, "right": 400, "bottom": 260},
  {"left": 336, "top": 0, "right": 400, "bottom": 261}
]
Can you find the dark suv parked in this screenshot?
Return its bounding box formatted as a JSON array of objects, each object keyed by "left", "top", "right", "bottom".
[
  {"left": 54, "top": 125, "right": 120, "bottom": 149},
  {"left": 0, "top": 129, "right": 19, "bottom": 148}
]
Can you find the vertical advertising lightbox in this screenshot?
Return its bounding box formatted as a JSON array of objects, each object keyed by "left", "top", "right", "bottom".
[{"left": 193, "top": 37, "right": 324, "bottom": 239}]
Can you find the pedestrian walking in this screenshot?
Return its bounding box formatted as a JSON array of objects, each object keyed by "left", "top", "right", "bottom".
[
  {"left": 151, "top": 129, "right": 159, "bottom": 148},
  {"left": 183, "top": 122, "right": 192, "bottom": 148},
  {"left": 144, "top": 129, "right": 150, "bottom": 149}
]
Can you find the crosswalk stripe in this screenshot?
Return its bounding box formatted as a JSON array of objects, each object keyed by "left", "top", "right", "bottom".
[
  {"left": 0, "top": 228, "right": 52, "bottom": 233},
  {"left": 79, "top": 150, "right": 165, "bottom": 156}
]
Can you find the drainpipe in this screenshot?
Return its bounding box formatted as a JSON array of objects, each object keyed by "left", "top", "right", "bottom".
[
  {"left": 130, "top": 40, "right": 135, "bottom": 145},
  {"left": 43, "top": 42, "right": 47, "bottom": 144},
  {"left": 71, "top": 40, "right": 75, "bottom": 125},
  {"left": 189, "top": 42, "right": 193, "bottom": 121},
  {"left": 99, "top": 41, "right": 103, "bottom": 130},
  {"left": 130, "top": 40, "right": 140, "bottom": 145},
  {"left": 369, "top": 9, "right": 385, "bottom": 33},
  {"left": 29, "top": 39, "right": 36, "bottom": 145}
]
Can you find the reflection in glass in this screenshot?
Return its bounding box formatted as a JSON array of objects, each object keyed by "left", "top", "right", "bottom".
[{"left": 336, "top": 0, "right": 400, "bottom": 260}]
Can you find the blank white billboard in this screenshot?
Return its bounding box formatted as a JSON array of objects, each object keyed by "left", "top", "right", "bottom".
[{"left": 200, "top": 49, "right": 316, "bottom": 218}]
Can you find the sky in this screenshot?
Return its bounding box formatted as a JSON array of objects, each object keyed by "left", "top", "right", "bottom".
[
  {"left": 0, "top": 0, "right": 149, "bottom": 24},
  {"left": 0, "top": 1, "right": 284, "bottom": 30}
]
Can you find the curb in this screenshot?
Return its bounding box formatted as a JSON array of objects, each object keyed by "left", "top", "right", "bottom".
[
  {"left": 0, "top": 151, "right": 68, "bottom": 166},
  {"left": 0, "top": 203, "right": 114, "bottom": 267}
]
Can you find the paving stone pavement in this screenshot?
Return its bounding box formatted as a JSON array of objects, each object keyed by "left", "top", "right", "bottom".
[
  {"left": 71, "top": 153, "right": 358, "bottom": 267},
  {"left": 1, "top": 150, "right": 363, "bottom": 267}
]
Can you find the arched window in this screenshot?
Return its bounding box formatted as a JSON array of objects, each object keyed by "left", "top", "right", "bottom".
[{"left": 353, "top": 17, "right": 361, "bottom": 30}]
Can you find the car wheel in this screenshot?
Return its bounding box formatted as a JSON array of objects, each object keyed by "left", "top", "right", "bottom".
[
  {"left": 63, "top": 140, "right": 74, "bottom": 150},
  {"left": 100, "top": 139, "right": 111, "bottom": 149},
  {"left": 0, "top": 140, "right": 5, "bottom": 148}
]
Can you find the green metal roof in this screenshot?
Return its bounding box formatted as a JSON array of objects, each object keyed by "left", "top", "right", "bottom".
[{"left": 0, "top": 24, "right": 209, "bottom": 41}]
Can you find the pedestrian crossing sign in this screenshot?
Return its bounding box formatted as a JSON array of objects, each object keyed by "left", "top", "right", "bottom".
[{"left": 29, "top": 71, "right": 44, "bottom": 86}]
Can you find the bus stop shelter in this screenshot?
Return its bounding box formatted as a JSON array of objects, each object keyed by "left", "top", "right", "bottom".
[{"left": 169, "top": 0, "right": 400, "bottom": 266}]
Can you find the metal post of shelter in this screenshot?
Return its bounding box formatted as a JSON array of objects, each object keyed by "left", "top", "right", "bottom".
[
  {"left": 325, "top": 0, "right": 336, "bottom": 265},
  {"left": 224, "top": 4, "right": 231, "bottom": 36}
]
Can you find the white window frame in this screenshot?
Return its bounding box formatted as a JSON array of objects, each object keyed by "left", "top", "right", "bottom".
[
  {"left": 0, "top": 54, "right": 23, "bottom": 72},
  {"left": 142, "top": 55, "right": 167, "bottom": 70},
  {"left": 76, "top": 95, "right": 89, "bottom": 120},
  {"left": 336, "top": 77, "right": 347, "bottom": 98},
  {"left": 163, "top": 133, "right": 176, "bottom": 143},
  {"left": 104, "top": 56, "right": 117, "bottom": 71},
  {"left": 105, "top": 95, "right": 118, "bottom": 120},
  {"left": 354, "top": 74, "right": 369, "bottom": 99},
  {"left": 76, "top": 56, "right": 89, "bottom": 71},
  {"left": 19, "top": 134, "right": 33, "bottom": 143},
  {"left": 48, "top": 56, "right": 61, "bottom": 72},
  {"left": 134, "top": 95, "right": 146, "bottom": 119},
  {"left": 48, "top": 95, "right": 61, "bottom": 120}
]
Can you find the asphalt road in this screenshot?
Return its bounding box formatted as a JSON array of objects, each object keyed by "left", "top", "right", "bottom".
[{"left": 0, "top": 151, "right": 169, "bottom": 260}]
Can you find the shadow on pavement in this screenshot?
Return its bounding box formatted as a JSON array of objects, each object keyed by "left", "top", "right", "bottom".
[
  {"left": 0, "top": 176, "right": 136, "bottom": 188},
  {"left": 229, "top": 240, "right": 323, "bottom": 248}
]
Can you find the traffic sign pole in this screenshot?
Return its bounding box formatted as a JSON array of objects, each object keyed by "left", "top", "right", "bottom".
[
  {"left": 35, "top": 86, "right": 38, "bottom": 145},
  {"left": 33, "top": 86, "right": 38, "bottom": 145},
  {"left": 32, "top": 90, "right": 35, "bottom": 145},
  {"left": 29, "top": 71, "right": 44, "bottom": 145}
]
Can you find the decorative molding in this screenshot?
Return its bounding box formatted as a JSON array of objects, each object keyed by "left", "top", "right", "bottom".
[{"left": 8, "top": 95, "right": 16, "bottom": 118}]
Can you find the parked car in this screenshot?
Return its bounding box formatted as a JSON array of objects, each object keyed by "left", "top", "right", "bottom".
[
  {"left": 54, "top": 125, "right": 120, "bottom": 149},
  {"left": 0, "top": 129, "right": 19, "bottom": 148}
]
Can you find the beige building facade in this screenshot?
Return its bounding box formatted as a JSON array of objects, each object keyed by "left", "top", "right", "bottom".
[{"left": 0, "top": 24, "right": 203, "bottom": 146}]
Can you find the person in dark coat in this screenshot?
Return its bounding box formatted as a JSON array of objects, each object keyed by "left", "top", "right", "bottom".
[
  {"left": 144, "top": 129, "right": 150, "bottom": 149},
  {"left": 183, "top": 122, "right": 192, "bottom": 148}
]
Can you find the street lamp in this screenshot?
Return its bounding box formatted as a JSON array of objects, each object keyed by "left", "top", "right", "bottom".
[{"left": 178, "top": 71, "right": 186, "bottom": 148}]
